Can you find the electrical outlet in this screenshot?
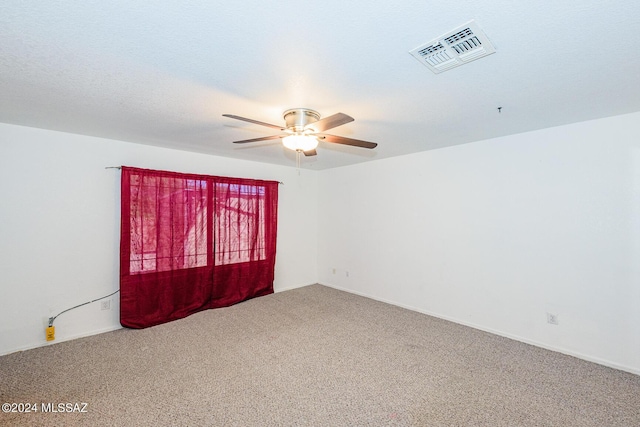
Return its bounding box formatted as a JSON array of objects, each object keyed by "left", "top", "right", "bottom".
[
  {"left": 547, "top": 312, "right": 559, "bottom": 325},
  {"left": 101, "top": 300, "right": 111, "bottom": 311}
]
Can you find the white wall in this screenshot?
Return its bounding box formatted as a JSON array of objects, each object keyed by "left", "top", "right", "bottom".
[
  {"left": 0, "top": 123, "right": 318, "bottom": 355},
  {"left": 318, "top": 112, "right": 640, "bottom": 374}
]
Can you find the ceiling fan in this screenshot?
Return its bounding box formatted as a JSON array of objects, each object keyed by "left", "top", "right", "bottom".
[{"left": 223, "top": 108, "right": 378, "bottom": 157}]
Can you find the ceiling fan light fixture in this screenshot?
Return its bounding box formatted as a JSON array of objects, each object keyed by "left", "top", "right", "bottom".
[
  {"left": 224, "top": 108, "right": 378, "bottom": 158},
  {"left": 282, "top": 134, "right": 318, "bottom": 152}
]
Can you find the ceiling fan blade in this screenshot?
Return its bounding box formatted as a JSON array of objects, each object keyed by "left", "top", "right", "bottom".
[
  {"left": 223, "top": 114, "right": 285, "bottom": 131},
  {"left": 318, "top": 133, "right": 378, "bottom": 149},
  {"left": 303, "top": 149, "right": 317, "bottom": 156},
  {"left": 232, "top": 135, "right": 284, "bottom": 144},
  {"left": 308, "top": 113, "right": 354, "bottom": 132}
]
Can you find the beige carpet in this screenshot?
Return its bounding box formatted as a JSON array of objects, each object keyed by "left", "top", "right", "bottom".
[{"left": 1, "top": 284, "right": 639, "bottom": 426}]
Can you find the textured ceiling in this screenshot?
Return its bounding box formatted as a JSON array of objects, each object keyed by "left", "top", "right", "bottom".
[{"left": 1, "top": 1, "right": 640, "bottom": 169}]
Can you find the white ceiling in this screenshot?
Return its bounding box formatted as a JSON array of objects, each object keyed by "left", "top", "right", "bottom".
[{"left": 1, "top": 1, "right": 640, "bottom": 170}]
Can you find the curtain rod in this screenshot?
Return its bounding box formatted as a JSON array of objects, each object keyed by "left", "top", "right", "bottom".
[{"left": 105, "top": 167, "right": 283, "bottom": 184}]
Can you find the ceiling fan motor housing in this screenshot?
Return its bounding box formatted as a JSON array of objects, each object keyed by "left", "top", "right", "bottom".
[{"left": 283, "top": 108, "right": 320, "bottom": 132}]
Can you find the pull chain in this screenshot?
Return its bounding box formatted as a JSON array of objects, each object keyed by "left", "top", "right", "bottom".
[{"left": 296, "top": 150, "right": 301, "bottom": 174}]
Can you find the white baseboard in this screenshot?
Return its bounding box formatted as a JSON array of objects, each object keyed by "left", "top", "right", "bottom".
[
  {"left": 319, "top": 282, "right": 640, "bottom": 377},
  {"left": 274, "top": 282, "right": 316, "bottom": 293},
  {"left": 3, "top": 286, "right": 307, "bottom": 357},
  {"left": 1, "top": 325, "right": 123, "bottom": 357},
  {"left": 6, "top": 283, "right": 638, "bottom": 377}
]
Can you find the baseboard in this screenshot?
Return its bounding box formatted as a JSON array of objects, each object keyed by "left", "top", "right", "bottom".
[
  {"left": 7, "top": 283, "right": 638, "bottom": 377},
  {"left": 3, "top": 285, "right": 308, "bottom": 357},
  {"left": 274, "top": 282, "right": 316, "bottom": 293},
  {"left": 319, "top": 282, "right": 640, "bottom": 377},
  {"left": 1, "top": 324, "right": 123, "bottom": 357}
]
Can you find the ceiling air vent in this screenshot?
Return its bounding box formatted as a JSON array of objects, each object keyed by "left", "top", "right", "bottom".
[{"left": 410, "top": 20, "right": 496, "bottom": 74}]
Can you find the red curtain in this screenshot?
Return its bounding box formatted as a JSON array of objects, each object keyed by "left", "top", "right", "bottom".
[{"left": 120, "top": 167, "right": 278, "bottom": 328}]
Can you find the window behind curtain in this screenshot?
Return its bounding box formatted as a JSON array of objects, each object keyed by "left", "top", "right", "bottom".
[
  {"left": 128, "top": 175, "right": 209, "bottom": 274},
  {"left": 214, "top": 182, "right": 267, "bottom": 266},
  {"left": 120, "top": 167, "right": 278, "bottom": 329}
]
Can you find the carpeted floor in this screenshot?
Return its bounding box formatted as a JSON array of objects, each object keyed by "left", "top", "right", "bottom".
[{"left": 1, "top": 284, "right": 639, "bottom": 426}]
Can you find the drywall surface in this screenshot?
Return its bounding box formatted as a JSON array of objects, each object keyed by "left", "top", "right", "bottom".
[
  {"left": 0, "top": 123, "right": 318, "bottom": 355},
  {"left": 318, "top": 112, "right": 640, "bottom": 374}
]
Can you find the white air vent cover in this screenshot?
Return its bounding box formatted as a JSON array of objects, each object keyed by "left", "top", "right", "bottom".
[{"left": 410, "top": 20, "right": 496, "bottom": 74}]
